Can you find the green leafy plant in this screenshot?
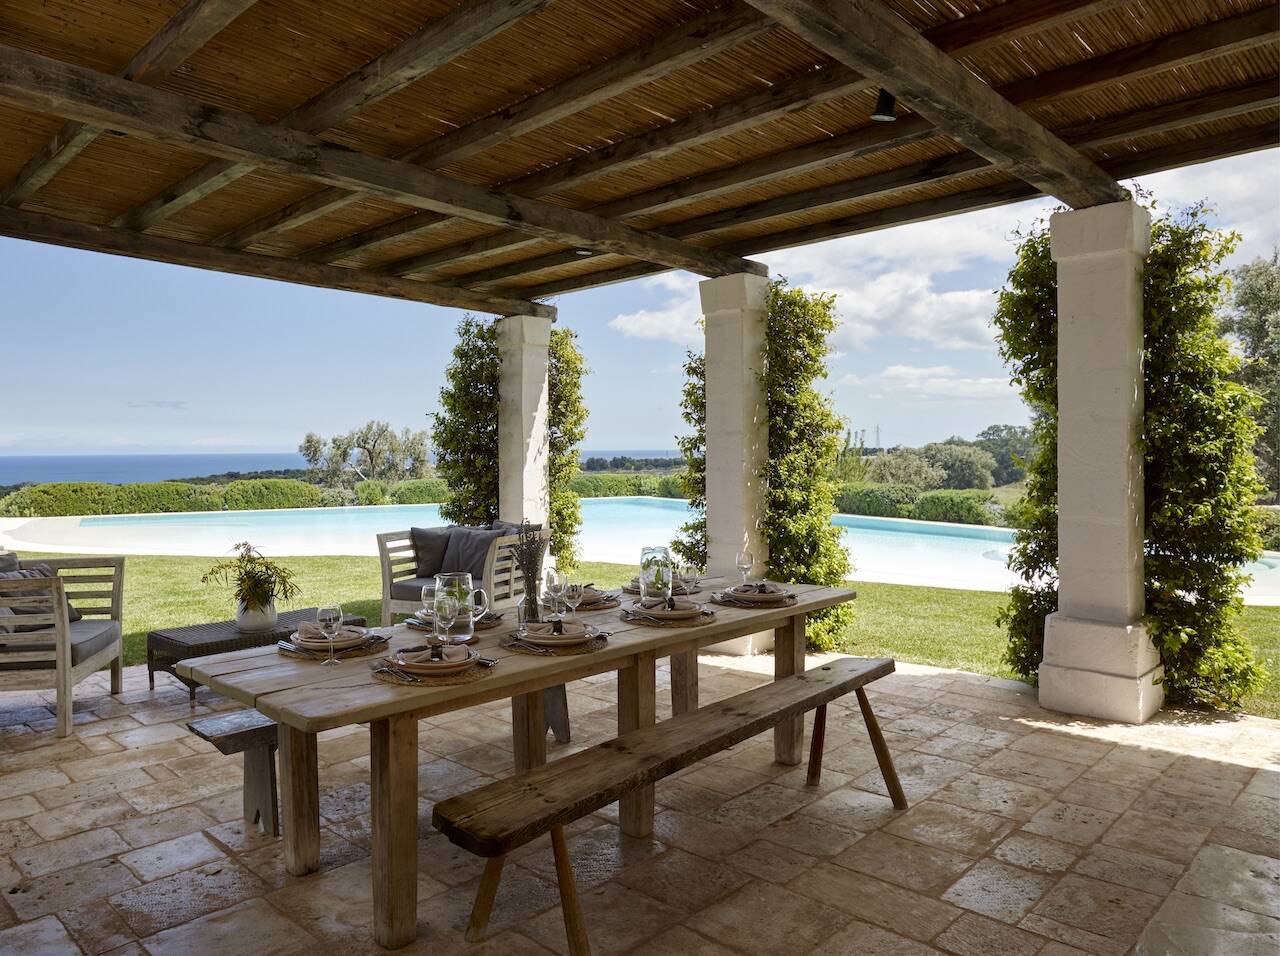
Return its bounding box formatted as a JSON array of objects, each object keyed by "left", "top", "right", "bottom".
[
  {"left": 912, "top": 489, "right": 996, "bottom": 525},
  {"left": 547, "top": 327, "right": 589, "bottom": 570},
  {"left": 1220, "top": 248, "right": 1279, "bottom": 499},
  {"left": 867, "top": 449, "right": 945, "bottom": 488},
  {"left": 223, "top": 479, "right": 322, "bottom": 511},
  {"left": 201, "top": 542, "right": 300, "bottom": 612},
  {"left": 836, "top": 482, "right": 920, "bottom": 518},
  {"left": 672, "top": 352, "right": 708, "bottom": 570},
  {"left": 995, "top": 202, "right": 1267, "bottom": 708}
]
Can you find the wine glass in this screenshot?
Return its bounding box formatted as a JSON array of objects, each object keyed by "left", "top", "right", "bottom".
[
  {"left": 420, "top": 584, "right": 435, "bottom": 619},
  {"left": 735, "top": 549, "right": 755, "bottom": 588},
  {"left": 434, "top": 593, "right": 460, "bottom": 643},
  {"left": 544, "top": 569, "right": 565, "bottom": 621},
  {"left": 317, "top": 604, "right": 343, "bottom": 667},
  {"left": 564, "top": 582, "right": 584, "bottom": 621}
]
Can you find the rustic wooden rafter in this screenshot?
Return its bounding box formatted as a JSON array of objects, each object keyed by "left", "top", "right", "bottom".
[
  {"left": 0, "top": 207, "right": 553, "bottom": 316},
  {"left": 0, "top": 0, "right": 258, "bottom": 208},
  {"left": 111, "top": 0, "right": 548, "bottom": 232},
  {"left": 0, "top": 45, "right": 764, "bottom": 278}
]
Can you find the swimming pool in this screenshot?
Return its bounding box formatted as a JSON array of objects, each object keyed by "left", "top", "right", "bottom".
[{"left": 2, "top": 496, "right": 1277, "bottom": 603}]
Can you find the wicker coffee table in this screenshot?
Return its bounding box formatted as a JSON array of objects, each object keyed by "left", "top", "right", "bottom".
[{"left": 148, "top": 609, "right": 367, "bottom": 700}]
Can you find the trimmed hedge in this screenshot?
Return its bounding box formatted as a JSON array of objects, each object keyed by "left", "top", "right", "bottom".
[
  {"left": 354, "top": 480, "right": 388, "bottom": 506},
  {"left": 1260, "top": 508, "right": 1280, "bottom": 551},
  {"left": 388, "top": 477, "right": 449, "bottom": 504},
  {"left": 913, "top": 489, "right": 996, "bottom": 525},
  {"left": 223, "top": 479, "right": 322, "bottom": 511},
  {"left": 0, "top": 481, "right": 222, "bottom": 517},
  {"left": 567, "top": 472, "right": 685, "bottom": 498},
  {"left": 836, "top": 482, "right": 919, "bottom": 518}
]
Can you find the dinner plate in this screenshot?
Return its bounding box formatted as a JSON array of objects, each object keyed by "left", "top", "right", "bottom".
[
  {"left": 725, "top": 586, "right": 794, "bottom": 604},
  {"left": 520, "top": 624, "right": 599, "bottom": 647},
  {"left": 292, "top": 631, "right": 368, "bottom": 650},
  {"left": 628, "top": 599, "right": 703, "bottom": 620},
  {"left": 393, "top": 649, "right": 478, "bottom": 674}
]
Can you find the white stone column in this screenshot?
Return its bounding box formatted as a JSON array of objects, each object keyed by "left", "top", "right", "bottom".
[
  {"left": 702, "top": 272, "right": 771, "bottom": 653},
  {"left": 1039, "top": 200, "right": 1163, "bottom": 724},
  {"left": 496, "top": 313, "right": 552, "bottom": 527}
]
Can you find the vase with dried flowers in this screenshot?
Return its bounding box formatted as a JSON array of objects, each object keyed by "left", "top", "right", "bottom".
[{"left": 514, "top": 521, "right": 546, "bottom": 625}]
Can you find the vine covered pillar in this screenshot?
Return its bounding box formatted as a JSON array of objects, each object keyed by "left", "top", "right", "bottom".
[
  {"left": 702, "top": 272, "right": 770, "bottom": 652},
  {"left": 496, "top": 311, "right": 553, "bottom": 526},
  {"left": 1040, "top": 200, "right": 1163, "bottom": 723}
]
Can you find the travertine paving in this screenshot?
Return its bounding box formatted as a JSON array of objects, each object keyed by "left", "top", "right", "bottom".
[{"left": 0, "top": 656, "right": 1275, "bottom": 955}]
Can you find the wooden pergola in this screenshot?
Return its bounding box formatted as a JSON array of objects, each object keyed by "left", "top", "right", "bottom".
[{"left": 0, "top": 0, "right": 1274, "bottom": 317}]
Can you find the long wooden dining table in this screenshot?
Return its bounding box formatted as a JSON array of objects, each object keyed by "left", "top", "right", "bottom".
[{"left": 177, "top": 582, "right": 856, "bottom": 949}]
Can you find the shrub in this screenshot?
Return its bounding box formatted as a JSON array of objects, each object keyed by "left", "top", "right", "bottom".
[
  {"left": 318, "top": 487, "right": 356, "bottom": 508},
  {"left": 354, "top": 480, "right": 388, "bottom": 506},
  {"left": 999, "top": 494, "right": 1035, "bottom": 530},
  {"left": 1259, "top": 508, "right": 1280, "bottom": 551},
  {"left": 655, "top": 475, "right": 686, "bottom": 498},
  {"left": 116, "top": 482, "right": 223, "bottom": 514},
  {"left": 836, "top": 482, "right": 920, "bottom": 518},
  {"left": 223, "top": 479, "right": 322, "bottom": 511},
  {"left": 920, "top": 442, "right": 997, "bottom": 490},
  {"left": 913, "top": 489, "right": 995, "bottom": 525},
  {"left": 547, "top": 327, "right": 589, "bottom": 570},
  {"left": 388, "top": 478, "right": 449, "bottom": 504},
  {"left": 866, "top": 449, "right": 945, "bottom": 488},
  {"left": 0, "top": 481, "right": 221, "bottom": 516}
]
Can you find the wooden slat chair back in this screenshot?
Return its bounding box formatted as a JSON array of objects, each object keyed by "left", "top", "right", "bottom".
[
  {"left": 432, "top": 657, "right": 906, "bottom": 955},
  {"left": 0, "top": 557, "right": 126, "bottom": 736}
]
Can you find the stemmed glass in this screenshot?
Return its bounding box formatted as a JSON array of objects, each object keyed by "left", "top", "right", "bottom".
[
  {"left": 434, "top": 593, "right": 460, "bottom": 643},
  {"left": 735, "top": 549, "right": 755, "bottom": 588},
  {"left": 563, "top": 582, "right": 584, "bottom": 621},
  {"left": 544, "top": 569, "right": 565, "bottom": 621},
  {"left": 317, "top": 604, "right": 343, "bottom": 667},
  {"left": 420, "top": 584, "right": 435, "bottom": 619}
]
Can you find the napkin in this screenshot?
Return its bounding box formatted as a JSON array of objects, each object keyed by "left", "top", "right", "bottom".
[
  {"left": 731, "top": 581, "right": 786, "bottom": 595},
  {"left": 401, "top": 644, "right": 469, "bottom": 664},
  {"left": 639, "top": 597, "right": 697, "bottom": 611},
  {"left": 296, "top": 622, "right": 364, "bottom": 642},
  {"left": 525, "top": 620, "right": 588, "bottom": 638}
]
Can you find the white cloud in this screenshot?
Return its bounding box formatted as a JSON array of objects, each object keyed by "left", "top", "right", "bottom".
[
  {"left": 846, "top": 364, "right": 1017, "bottom": 403},
  {"left": 606, "top": 273, "right": 703, "bottom": 346},
  {"left": 826, "top": 271, "right": 997, "bottom": 350}
]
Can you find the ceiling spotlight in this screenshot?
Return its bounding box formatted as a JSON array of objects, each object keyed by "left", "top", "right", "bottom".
[
  {"left": 871, "top": 88, "right": 897, "bottom": 122},
  {"left": 573, "top": 249, "right": 594, "bottom": 256}
]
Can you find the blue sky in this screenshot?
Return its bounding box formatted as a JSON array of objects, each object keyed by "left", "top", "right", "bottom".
[{"left": 2, "top": 149, "right": 1276, "bottom": 456}]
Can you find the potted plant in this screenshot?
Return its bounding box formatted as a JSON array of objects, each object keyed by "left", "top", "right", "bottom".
[{"left": 202, "top": 541, "right": 300, "bottom": 631}]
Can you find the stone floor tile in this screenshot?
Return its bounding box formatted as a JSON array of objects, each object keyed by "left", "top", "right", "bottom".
[
  {"left": 119, "top": 831, "right": 224, "bottom": 882},
  {"left": 0, "top": 767, "right": 71, "bottom": 801},
  {"left": 1031, "top": 873, "right": 1163, "bottom": 949},
  {"left": 686, "top": 879, "right": 848, "bottom": 956},
  {"left": 932, "top": 771, "right": 1054, "bottom": 823},
  {"left": 33, "top": 769, "right": 154, "bottom": 810},
  {"left": 1152, "top": 769, "right": 1247, "bottom": 807},
  {"left": 810, "top": 918, "right": 942, "bottom": 956},
  {"left": 108, "top": 859, "right": 268, "bottom": 937},
  {"left": 616, "top": 847, "right": 749, "bottom": 911},
  {"left": 883, "top": 713, "right": 956, "bottom": 740},
  {"left": 59, "top": 741, "right": 192, "bottom": 783},
  {"left": 1101, "top": 809, "right": 1209, "bottom": 864},
  {"left": 1022, "top": 800, "right": 1119, "bottom": 846},
  {"left": 832, "top": 830, "right": 973, "bottom": 895},
  {"left": 453, "top": 929, "right": 558, "bottom": 956},
  {"left": 1134, "top": 890, "right": 1280, "bottom": 956},
  {"left": 726, "top": 838, "right": 817, "bottom": 884},
  {"left": 940, "top": 858, "right": 1054, "bottom": 923},
  {"left": 1055, "top": 775, "right": 1139, "bottom": 814},
  {"left": 1073, "top": 843, "right": 1184, "bottom": 896},
  {"left": 914, "top": 735, "right": 1002, "bottom": 764},
  {"left": 0, "top": 914, "right": 80, "bottom": 955},
  {"left": 1037, "top": 944, "right": 1092, "bottom": 956},
  {"left": 799, "top": 785, "right": 903, "bottom": 831},
  {"left": 6, "top": 859, "right": 140, "bottom": 921},
  {"left": 0, "top": 795, "right": 41, "bottom": 824},
  {"left": 526, "top": 879, "right": 680, "bottom": 955},
  {"left": 654, "top": 779, "right": 731, "bottom": 814},
  {"left": 1176, "top": 842, "right": 1280, "bottom": 918},
  {"left": 1130, "top": 785, "right": 1228, "bottom": 828},
  {"left": 10, "top": 827, "right": 129, "bottom": 878},
  {"left": 1018, "top": 913, "right": 1127, "bottom": 956},
  {"left": 627, "top": 925, "right": 739, "bottom": 956},
  {"left": 992, "top": 832, "right": 1079, "bottom": 874},
  {"left": 791, "top": 861, "right": 961, "bottom": 941},
  {"left": 57, "top": 897, "right": 136, "bottom": 955},
  {"left": 519, "top": 824, "right": 665, "bottom": 891},
  {"left": 111, "top": 806, "right": 215, "bottom": 849},
  {"left": 118, "top": 770, "right": 241, "bottom": 815},
  {"left": 651, "top": 810, "right": 752, "bottom": 859},
  {"left": 977, "top": 749, "right": 1085, "bottom": 792},
  {"left": 448, "top": 743, "right": 515, "bottom": 777},
  {"left": 1008, "top": 731, "right": 1113, "bottom": 767},
  {"left": 758, "top": 814, "right": 863, "bottom": 857},
  {"left": 0, "top": 820, "right": 42, "bottom": 854},
  {"left": 142, "top": 898, "right": 317, "bottom": 956},
  {"left": 934, "top": 911, "right": 1042, "bottom": 956},
  {"left": 27, "top": 795, "right": 136, "bottom": 842},
  {"left": 699, "top": 782, "right": 816, "bottom": 830},
  {"left": 679, "top": 763, "right": 773, "bottom": 797},
  {"left": 884, "top": 800, "right": 1013, "bottom": 856},
  {"left": 107, "top": 723, "right": 190, "bottom": 750},
  {"left": 853, "top": 752, "right": 971, "bottom": 801}
]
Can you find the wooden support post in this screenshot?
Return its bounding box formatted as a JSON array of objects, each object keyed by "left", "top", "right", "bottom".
[
  {"left": 856, "top": 687, "right": 907, "bottom": 810},
  {"left": 670, "top": 650, "right": 699, "bottom": 716},
  {"left": 806, "top": 704, "right": 827, "bottom": 787},
  {"left": 617, "top": 651, "right": 657, "bottom": 836},
  {"left": 242, "top": 744, "right": 279, "bottom": 836},
  {"left": 277, "top": 723, "right": 320, "bottom": 875},
  {"left": 465, "top": 855, "right": 506, "bottom": 943},
  {"left": 773, "top": 614, "right": 806, "bottom": 765},
  {"left": 110, "top": 651, "right": 123, "bottom": 695},
  {"left": 551, "top": 825, "right": 592, "bottom": 956},
  {"left": 371, "top": 713, "right": 419, "bottom": 949},
  {"left": 512, "top": 691, "right": 547, "bottom": 772},
  {"left": 544, "top": 685, "right": 571, "bottom": 744}
]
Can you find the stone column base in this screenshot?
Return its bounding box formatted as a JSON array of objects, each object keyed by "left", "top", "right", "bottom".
[{"left": 1038, "top": 612, "right": 1164, "bottom": 724}]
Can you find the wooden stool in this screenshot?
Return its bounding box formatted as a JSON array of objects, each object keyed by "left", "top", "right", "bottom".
[{"left": 189, "top": 710, "right": 280, "bottom": 835}]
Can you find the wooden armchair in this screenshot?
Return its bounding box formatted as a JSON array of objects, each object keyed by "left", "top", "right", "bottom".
[
  {"left": 0, "top": 556, "right": 125, "bottom": 736},
  {"left": 377, "top": 528, "right": 551, "bottom": 626}
]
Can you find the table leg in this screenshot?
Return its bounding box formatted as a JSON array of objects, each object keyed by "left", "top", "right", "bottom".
[
  {"left": 774, "top": 614, "right": 807, "bottom": 765},
  {"left": 277, "top": 724, "right": 320, "bottom": 876},
  {"left": 618, "top": 650, "right": 657, "bottom": 837},
  {"left": 512, "top": 691, "right": 547, "bottom": 772},
  {"left": 670, "top": 650, "right": 699, "bottom": 716},
  {"left": 371, "top": 713, "right": 419, "bottom": 949}
]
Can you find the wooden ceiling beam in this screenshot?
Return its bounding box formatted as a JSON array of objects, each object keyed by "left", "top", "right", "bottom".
[
  {"left": 214, "top": 5, "right": 773, "bottom": 251},
  {"left": 0, "top": 45, "right": 764, "bottom": 278},
  {"left": 0, "top": 0, "right": 258, "bottom": 208},
  {"left": 309, "top": 0, "right": 1116, "bottom": 268},
  {"left": 741, "top": 0, "right": 1124, "bottom": 208},
  {"left": 0, "top": 207, "right": 553, "bottom": 316},
  {"left": 111, "top": 0, "right": 547, "bottom": 233}
]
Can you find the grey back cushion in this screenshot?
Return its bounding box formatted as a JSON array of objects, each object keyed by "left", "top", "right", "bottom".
[
  {"left": 489, "top": 520, "right": 541, "bottom": 537},
  {"left": 409, "top": 527, "right": 451, "bottom": 580},
  {"left": 0, "top": 553, "right": 19, "bottom": 573},
  {"left": 441, "top": 527, "right": 505, "bottom": 584},
  {"left": 0, "top": 565, "right": 82, "bottom": 632}
]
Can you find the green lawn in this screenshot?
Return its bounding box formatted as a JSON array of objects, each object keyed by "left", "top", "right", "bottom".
[{"left": 17, "top": 552, "right": 1280, "bottom": 718}]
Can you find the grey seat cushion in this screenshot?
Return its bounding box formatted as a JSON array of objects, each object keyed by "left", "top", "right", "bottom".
[
  {"left": 409, "top": 526, "right": 451, "bottom": 580},
  {"left": 390, "top": 576, "right": 437, "bottom": 603},
  {"left": 0, "top": 565, "right": 82, "bottom": 632},
  {"left": 0, "top": 618, "right": 121, "bottom": 670},
  {"left": 442, "top": 527, "right": 505, "bottom": 584}
]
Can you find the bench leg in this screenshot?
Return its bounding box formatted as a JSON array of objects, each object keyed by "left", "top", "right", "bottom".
[
  {"left": 110, "top": 652, "right": 123, "bottom": 696},
  {"left": 670, "top": 650, "right": 698, "bottom": 716},
  {"left": 243, "top": 745, "right": 280, "bottom": 836},
  {"left": 465, "top": 855, "right": 506, "bottom": 943},
  {"left": 512, "top": 691, "right": 547, "bottom": 773},
  {"left": 617, "top": 651, "right": 656, "bottom": 837},
  {"left": 55, "top": 668, "right": 73, "bottom": 738},
  {"left": 551, "top": 825, "right": 591, "bottom": 956},
  {"left": 856, "top": 688, "right": 908, "bottom": 810},
  {"left": 806, "top": 704, "right": 827, "bottom": 787},
  {"left": 278, "top": 725, "right": 320, "bottom": 875},
  {"left": 773, "top": 615, "right": 806, "bottom": 765},
  {"left": 543, "top": 685, "right": 571, "bottom": 744}
]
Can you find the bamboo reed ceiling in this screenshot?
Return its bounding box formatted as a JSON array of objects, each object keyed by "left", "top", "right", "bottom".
[{"left": 0, "top": 0, "right": 1274, "bottom": 313}]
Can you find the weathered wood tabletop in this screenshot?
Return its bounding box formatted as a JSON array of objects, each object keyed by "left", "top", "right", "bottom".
[{"left": 177, "top": 582, "right": 856, "bottom": 949}]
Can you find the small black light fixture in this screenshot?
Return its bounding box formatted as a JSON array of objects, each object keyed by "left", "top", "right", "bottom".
[
  {"left": 573, "top": 249, "right": 594, "bottom": 256},
  {"left": 871, "top": 88, "right": 897, "bottom": 122}
]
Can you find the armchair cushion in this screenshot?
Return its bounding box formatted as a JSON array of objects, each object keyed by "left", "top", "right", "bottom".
[
  {"left": 409, "top": 526, "right": 451, "bottom": 580},
  {"left": 442, "top": 527, "right": 505, "bottom": 583},
  {"left": 0, "top": 618, "right": 120, "bottom": 669},
  {"left": 390, "top": 576, "right": 436, "bottom": 603},
  {"left": 0, "top": 566, "right": 82, "bottom": 632},
  {"left": 0, "top": 553, "right": 18, "bottom": 573},
  {"left": 490, "top": 520, "right": 540, "bottom": 536}
]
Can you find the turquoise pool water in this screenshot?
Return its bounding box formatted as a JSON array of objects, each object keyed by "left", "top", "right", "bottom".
[{"left": 4, "top": 496, "right": 1276, "bottom": 601}]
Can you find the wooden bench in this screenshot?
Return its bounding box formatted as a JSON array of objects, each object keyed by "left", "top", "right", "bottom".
[
  {"left": 433, "top": 657, "right": 905, "bottom": 955},
  {"left": 188, "top": 710, "right": 280, "bottom": 836}
]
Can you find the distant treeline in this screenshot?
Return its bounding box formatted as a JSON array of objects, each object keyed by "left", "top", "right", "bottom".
[
  {"left": 176, "top": 468, "right": 312, "bottom": 485},
  {"left": 581, "top": 456, "right": 683, "bottom": 472}
]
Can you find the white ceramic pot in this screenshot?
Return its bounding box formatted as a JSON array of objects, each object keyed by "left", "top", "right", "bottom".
[{"left": 236, "top": 599, "right": 278, "bottom": 632}]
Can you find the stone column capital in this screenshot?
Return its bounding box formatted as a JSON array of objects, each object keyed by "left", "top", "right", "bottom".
[
  {"left": 1050, "top": 200, "right": 1151, "bottom": 263},
  {"left": 496, "top": 312, "right": 553, "bottom": 348},
  {"left": 698, "top": 272, "right": 770, "bottom": 316}
]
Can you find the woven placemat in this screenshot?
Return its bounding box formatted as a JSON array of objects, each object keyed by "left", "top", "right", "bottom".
[
  {"left": 621, "top": 584, "right": 702, "bottom": 597},
  {"left": 370, "top": 664, "right": 495, "bottom": 687},
  {"left": 618, "top": 609, "right": 716, "bottom": 628},
  {"left": 709, "top": 593, "right": 798, "bottom": 609},
  {"left": 543, "top": 597, "right": 622, "bottom": 612},
  {"left": 504, "top": 635, "right": 609, "bottom": 657},
  {"left": 278, "top": 642, "right": 387, "bottom": 661}
]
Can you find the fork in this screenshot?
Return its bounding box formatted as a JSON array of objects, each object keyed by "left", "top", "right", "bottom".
[
  {"left": 368, "top": 660, "right": 423, "bottom": 683},
  {"left": 501, "top": 638, "right": 551, "bottom": 654}
]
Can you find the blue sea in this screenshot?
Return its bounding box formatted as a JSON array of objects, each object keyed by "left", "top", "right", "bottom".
[{"left": 0, "top": 450, "right": 682, "bottom": 485}]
